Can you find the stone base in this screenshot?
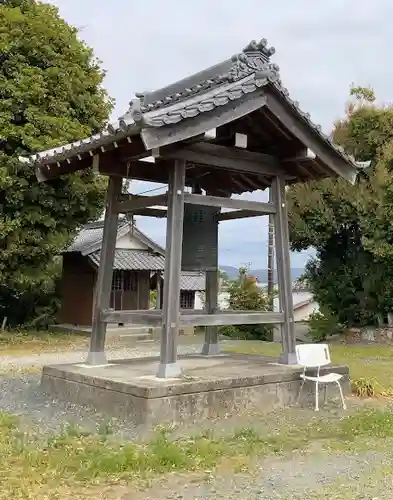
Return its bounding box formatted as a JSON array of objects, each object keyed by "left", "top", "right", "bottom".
[{"left": 41, "top": 354, "right": 350, "bottom": 427}]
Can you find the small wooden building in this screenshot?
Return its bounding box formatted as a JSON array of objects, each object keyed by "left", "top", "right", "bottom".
[{"left": 59, "top": 218, "right": 205, "bottom": 326}]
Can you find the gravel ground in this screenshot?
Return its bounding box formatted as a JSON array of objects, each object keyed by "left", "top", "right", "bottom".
[
  {"left": 0, "top": 343, "right": 201, "bottom": 438},
  {"left": 0, "top": 342, "right": 201, "bottom": 368},
  {"left": 128, "top": 450, "right": 387, "bottom": 499},
  {"left": 0, "top": 343, "right": 391, "bottom": 499}
]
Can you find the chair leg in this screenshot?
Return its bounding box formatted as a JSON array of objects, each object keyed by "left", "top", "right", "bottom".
[
  {"left": 315, "top": 381, "right": 319, "bottom": 412},
  {"left": 323, "top": 384, "right": 327, "bottom": 405},
  {"left": 336, "top": 380, "right": 347, "bottom": 410},
  {"left": 296, "top": 379, "right": 306, "bottom": 406}
]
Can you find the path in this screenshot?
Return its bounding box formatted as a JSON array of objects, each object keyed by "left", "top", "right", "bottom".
[
  {"left": 128, "top": 449, "right": 388, "bottom": 499},
  {"left": 0, "top": 339, "right": 204, "bottom": 369}
]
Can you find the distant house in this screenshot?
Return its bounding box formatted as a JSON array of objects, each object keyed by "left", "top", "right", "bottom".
[
  {"left": 58, "top": 219, "right": 205, "bottom": 327},
  {"left": 208, "top": 288, "right": 318, "bottom": 323},
  {"left": 273, "top": 291, "right": 319, "bottom": 322}
]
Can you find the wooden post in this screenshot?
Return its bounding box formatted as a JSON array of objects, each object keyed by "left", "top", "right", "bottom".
[
  {"left": 156, "top": 160, "right": 186, "bottom": 378},
  {"left": 271, "top": 176, "right": 297, "bottom": 364},
  {"left": 201, "top": 269, "right": 220, "bottom": 355},
  {"left": 87, "top": 175, "right": 122, "bottom": 364},
  {"left": 155, "top": 271, "right": 161, "bottom": 310}
]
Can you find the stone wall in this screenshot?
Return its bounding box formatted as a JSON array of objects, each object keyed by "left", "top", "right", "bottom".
[{"left": 345, "top": 326, "right": 393, "bottom": 344}]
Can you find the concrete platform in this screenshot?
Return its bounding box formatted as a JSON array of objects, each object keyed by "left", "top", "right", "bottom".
[{"left": 41, "top": 354, "right": 350, "bottom": 427}]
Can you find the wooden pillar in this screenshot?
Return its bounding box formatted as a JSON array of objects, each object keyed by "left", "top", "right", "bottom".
[
  {"left": 200, "top": 187, "right": 220, "bottom": 355},
  {"left": 201, "top": 269, "right": 219, "bottom": 355},
  {"left": 271, "top": 176, "right": 297, "bottom": 364},
  {"left": 155, "top": 271, "right": 161, "bottom": 310},
  {"left": 156, "top": 160, "right": 186, "bottom": 378},
  {"left": 86, "top": 175, "right": 122, "bottom": 364}
]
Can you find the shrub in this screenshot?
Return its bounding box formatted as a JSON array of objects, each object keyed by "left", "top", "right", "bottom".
[
  {"left": 219, "top": 324, "right": 271, "bottom": 341},
  {"left": 352, "top": 376, "right": 377, "bottom": 397},
  {"left": 308, "top": 308, "right": 344, "bottom": 342},
  {"left": 222, "top": 267, "right": 273, "bottom": 341}
]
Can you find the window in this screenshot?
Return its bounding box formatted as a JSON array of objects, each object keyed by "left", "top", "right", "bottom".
[
  {"left": 112, "top": 271, "right": 137, "bottom": 292},
  {"left": 180, "top": 291, "right": 194, "bottom": 309},
  {"left": 123, "top": 271, "right": 137, "bottom": 291},
  {"left": 112, "top": 271, "right": 123, "bottom": 291}
]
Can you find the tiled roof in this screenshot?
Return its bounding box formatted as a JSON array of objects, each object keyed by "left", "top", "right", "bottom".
[
  {"left": 66, "top": 218, "right": 164, "bottom": 256},
  {"left": 68, "top": 220, "right": 205, "bottom": 289},
  {"left": 88, "top": 250, "right": 205, "bottom": 290},
  {"left": 179, "top": 272, "right": 205, "bottom": 291},
  {"left": 67, "top": 219, "right": 128, "bottom": 254},
  {"left": 19, "top": 38, "right": 359, "bottom": 181},
  {"left": 89, "top": 249, "right": 165, "bottom": 271}
]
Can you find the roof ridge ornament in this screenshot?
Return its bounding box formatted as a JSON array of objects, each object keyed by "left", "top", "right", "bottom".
[
  {"left": 117, "top": 98, "right": 144, "bottom": 131},
  {"left": 228, "top": 38, "right": 279, "bottom": 83},
  {"left": 243, "top": 38, "right": 276, "bottom": 59}
]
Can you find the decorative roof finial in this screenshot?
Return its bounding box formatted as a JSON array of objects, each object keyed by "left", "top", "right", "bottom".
[
  {"left": 227, "top": 37, "right": 279, "bottom": 83},
  {"left": 243, "top": 38, "right": 276, "bottom": 60}
]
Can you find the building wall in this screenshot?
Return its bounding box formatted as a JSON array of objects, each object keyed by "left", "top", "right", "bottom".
[
  {"left": 110, "top": 270, "right": 150, "bottom": 312},
  {"left": 116, "top": 233, "right": 148, "bottom": 250},
  {"left": 274, "top": 292, "right": 319, "bottom": 322},
  {"left": 137, "top": 271, "right": 150, "bottom": 309},
  {"left": 60, "top": 260, "right": 152, "bottom": 327},
  {"left": 58, "top": 253, "right": 96, "bottom": 326},
  {"left": 293, "top": 301, "right": 319, "bottom": 322}
]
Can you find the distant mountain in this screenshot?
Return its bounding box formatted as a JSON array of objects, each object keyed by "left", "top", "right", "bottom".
[{"left": 220, "top": 265, "right": 305, "bottom": 282}]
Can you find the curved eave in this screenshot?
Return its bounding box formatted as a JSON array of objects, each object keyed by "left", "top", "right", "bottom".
[
  {"left": 19, "top": 71, "right": 360, "bottom": 186},
  {"left": 19, "top": 119, "right": 141, "bottom": 169}
]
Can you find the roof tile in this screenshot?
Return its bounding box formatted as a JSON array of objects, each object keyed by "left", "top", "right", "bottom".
[{"left": 89, "top": 249, "right": 165, "bottom": 271}]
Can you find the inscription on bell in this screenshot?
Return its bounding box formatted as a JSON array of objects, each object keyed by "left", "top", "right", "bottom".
[{"left": 181, "top": 204, "right": 219, "bottom": 271}]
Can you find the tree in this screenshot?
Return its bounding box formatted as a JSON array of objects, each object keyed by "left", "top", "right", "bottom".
[
  {"left": 221, "top": 267, "right": 272, "bottom": 340},
  {"left": 0, "top": 0, "right": 113, "bottom": 325},
  {"left": 219, "top": 269, "right": 229, "bottom": 286},
  {"left": 287, "top": 86, "right": 393, "bottom": 327}
]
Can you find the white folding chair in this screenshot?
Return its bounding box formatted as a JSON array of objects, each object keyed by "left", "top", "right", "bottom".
[{"left": 296, "top": 343, "right": 346, "bottom": 412}]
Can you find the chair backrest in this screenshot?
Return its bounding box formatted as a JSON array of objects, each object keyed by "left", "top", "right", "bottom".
[{"left": 295, "top": 343, "right": 331, "bottom": 368}]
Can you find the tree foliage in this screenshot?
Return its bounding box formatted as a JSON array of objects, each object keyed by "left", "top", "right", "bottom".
[
  {"left": 220, "top": 267, "right": 272, "bottom": 340},
  {"left": 287, "top": 86, "right": 393, "bottom": 326},
  {"left": 0, "top": 0, "right": 113, "bottom": 324}
]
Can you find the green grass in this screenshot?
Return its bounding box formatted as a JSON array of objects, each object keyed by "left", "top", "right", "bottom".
[
  {"left": 224, "top": 340, "right": 393, "bottom": 396},
  {"left": 3, "top": 405, "right": 393, "bottom": 499}
]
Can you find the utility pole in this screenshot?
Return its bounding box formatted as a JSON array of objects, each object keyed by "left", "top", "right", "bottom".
[{"left": 267, "top": 188, "right": 274, "bottom": 308}]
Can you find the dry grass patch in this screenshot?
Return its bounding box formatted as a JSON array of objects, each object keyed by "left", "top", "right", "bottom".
[{"left": 0, "top": 330, "right": 88, "bottom": 356}]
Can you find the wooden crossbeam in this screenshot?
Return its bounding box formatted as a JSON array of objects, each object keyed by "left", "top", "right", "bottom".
[
  {"left": 218, "top": 209, "right": 263, "bottom": 221},
  {"left": 132, "top": 207, "right": 167, "bottom": 218},
  {"left": 114, "top": 193, "right": 168, "bottom": 213},
  {"left": 101, "top": 309, "right": 162, "bottom": 326},
  {"left": 179, "top": 311, "right": 285, "bottom": 327},
  {"left": 183, "top": 192, "right": 276, "bottom": 213},
  {"left": 100, "top": 309, "right": 285, "bottom": 327},
  {"left": 163, "top": 142, "right": 291, "bottom": 178}
]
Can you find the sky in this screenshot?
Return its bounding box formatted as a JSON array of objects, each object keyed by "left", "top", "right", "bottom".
[{"left": 49, "top": 0, "right": 393, "bottom": 269}]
